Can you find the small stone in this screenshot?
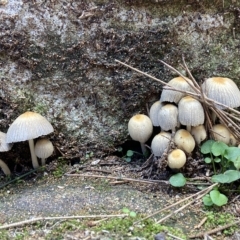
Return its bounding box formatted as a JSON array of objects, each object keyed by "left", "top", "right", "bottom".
[{"left": 154, "top": 232, "right": 166, "bottom": 240}]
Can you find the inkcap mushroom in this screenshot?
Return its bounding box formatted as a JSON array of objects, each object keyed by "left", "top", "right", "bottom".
[
  {"left": 6, "top": 111, "right": 54, "bottom": 169},
  {"left": 149, "top": 101, "right": 163, "bottom": 127},
  {"left": 190, "top": 125, "right": 207, "bottom": 145},
  {"left": 151, "top": 132, "right": 171, "bottom": 157},
  {"left": 0, "top": 131, "right": 13, "bottom": 176},
  {"left": 168, "top": 149, "right": 186, "bottom": 169},
  {"left": 212, "top": 124, "right": 230, "bottom": 144},
  {"left": 35, "top": 138, "right": 54, "bottom": 166},
  {"left": 174, "top": 129, "right": 195, "bottom": 154},
  {"left": 128, "top": 114, "right": 153, "bottom": 153}
]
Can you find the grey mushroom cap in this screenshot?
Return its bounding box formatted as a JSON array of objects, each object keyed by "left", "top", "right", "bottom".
[
  {"left": 160, "top": 76, "right": 194, "bottom": 103},
  {"left": 6, "top": 111, "right": 54, "bottom": 143},
  {"left": 178, "top": 96, "right": 205, "bottom": 127},
  {"left": 158, "top": 104, "right": 178, "bottom": 131},
  {"left": 151, "top": 132, "right": 171, "bottom": 157},
  {"left": 149, "top": 101, "right": 163, "bottom": 127},
  {"left": 202, "top": 77, "right": 240, "bottom": 109},
  {"left": 0, "top": 131, "right": 13, "bottom": 152}
]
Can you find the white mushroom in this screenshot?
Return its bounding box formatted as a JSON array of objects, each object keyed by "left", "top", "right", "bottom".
[
  {"left": 168, "top": 149, "right": 186, "bottom": 169},
  {"left": 174, "top": 129, "right": 195, "bottom": 154},
  {"left": 149, "top": 101, "right": 163, "bottom": 126},
  {"left": 35, "top": 138, "right": 54, "bottom": 166},
  {"left": 190, "top": 125, "right": 207, "bottom": 145},
  {"left": 160, "top": 76, "right": 194, "bottom": 103},
  {"left": 6, "top": 111, "right": 54, "bottom": 169},
  {"left": 178, "top": 96, "right": 205, "bottom": 132},
  {"left": 212, "top": 124, "right": 230, "bottom": 144},
  {"left": 0, "top": 131, "right": 13, "bottom": 176},
  {"left": 151, "top": 132, "right": 171, "bottom": 157},
  {"left": 158, "top": 104, "right": 179, "bottom": 132},
  {"left": 128, "top": 114, "right": 153, "bottom": 153}
]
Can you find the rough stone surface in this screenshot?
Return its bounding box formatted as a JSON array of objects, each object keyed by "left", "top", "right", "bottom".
[{"left": 1, "top": 0, "right": 240, "bottom": 157}]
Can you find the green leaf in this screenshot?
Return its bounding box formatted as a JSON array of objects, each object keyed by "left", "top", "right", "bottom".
[
  {"left": 203, "top": 194, "right": 213, "bottom": 206},
  {"left": 211, "top": 141, "right": 228, "bottom": 156},
  {"left": 126, "top": 150, "right": 134, "bottom": 157},
  {"left": 169, "top": 173, "right": 186, "bottom": 187},
  {"left": 204, "top": 157, "right": 212, "bottom": 164},
  {"left": 224, "top": 170, "right": 240, "bottom": 183},
  {"left": 201, "top": 140, "right": 215, "bottom": 154},
  {"left": 211, "top": 174, "right": 229, "bottom": 183},
  {"left": 122, "top": 207, "right": 130, "bottom": 214},
  {"left": 129, "top": 211, "right": 137, "bottom": 218},
  {"left": 224, "top": 147, "right": 240, "bottom": 161},
  {"left": 233, "top": 157, "right": 240, "bottom": 170},
  {"left": 210, "top": 190, "right": 228, "bottom": 207},
  {"left": 214, "top": 157, "right": 221, "bottom": 163},
  {"left": 124, "top": 157, "right": 131, "bottom": 162}
]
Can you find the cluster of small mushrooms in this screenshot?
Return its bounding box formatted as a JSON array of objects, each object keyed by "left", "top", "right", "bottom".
[
  {"left": 128, "top": 76, "right": 240, "bottom": 170},
  {"left": 0, "top": 111, "right": 54, "bottom": 176}
]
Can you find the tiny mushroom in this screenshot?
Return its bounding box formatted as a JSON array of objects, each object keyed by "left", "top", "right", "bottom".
[
  {"left": 178, "top": 96, "right": 205, "bottom": 132},
  {"left": 151, "top": 131, "right": 171, "bottom": 157},
  {"left": 149, "top": 101, "right": 163, "bottom": 127},
  {"left": 160, "top": 76, "right": 194, "bottom": 104},
  {"left": 190, "top": 125, "right": 207, "bottom": 145},
  {"left": 158, "top": 104, "right": 179, "bottom": 132},
  {"left": 128, "top": 114, "right": 153, "bottom": 154},
  {"left": 212, "top": 124, "right": 230, "bottom": 144},
  {"left": 35, "top": 138, "right": 54, "bottom": 166},
  {"left": 168, "top": 149, "right": 186, "bottom": 169},
  {"left": 174, "top": 129, "right": 195, "bottom": 154},
  {"left": 6, "top": 111, "right": 54, "bottom": 169},
  {"left": 0, "top": 131, "right": 13, "bottom": 176}
]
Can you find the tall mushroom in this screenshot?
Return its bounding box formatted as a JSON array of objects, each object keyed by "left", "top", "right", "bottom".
[
  {"left": 35, "top": 138, "right": 54, "bottom": 166},
  {"left": 158, "top": 104, "right": 179, "bottom": 132},
  {"left": 160, "top": 76, "right": 194, "bottom": 104},
  {"left": 202, "top": 77, "right": 240, "bottom": 122},
  {"left": 128, "top": 114, "right": 153, "bottom": 153},
  {"left": 178, "top": 96, "right": 205, "bottom": 132},
  {"left": 149, "top": 101, "right": 163, "bottom": 127},
  {"left": 6, "top": 111, "right": 54, "bottom": 169},
  {"left": 0, "top": 131, "right": 13, "bottom": 176}
]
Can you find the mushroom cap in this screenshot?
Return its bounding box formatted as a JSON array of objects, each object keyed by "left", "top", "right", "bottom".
[
  {"left": 128, "top": 114, "right": 153, "bottom": 143},
  {"left": 202, "top": 77, "right": 240, "bottom": 109},
  {"left": 149, "top": 101, "right": 163, "bottom": 127},
  {"left": 174, "top": 129, "right": 195, "bottom": 153},
  {"left": 178, "top": 96, "right": 205, "bottom": 127},
  {"left": 6, "top": 111, "right": 54, "bottom": 143},
  {"left": 160, "top": 76, "right": 194, "bottom": 103},
  {"left": 229, "top": 134, "right": 237, "bottom": 146},
  {"left": 151, "top": 131, "right": 171, "bottom": 157},
  {"left": 158, "top": 104, "right": 178, "bottom": 131},
  {"left": 212, "top": 124, "right": 230, "bottom": 144},
  {"left": 34, "top": 138, "right": 54, "bottom": 159},
  {"left": 168, "top": 149, "right": 186, "bottom": 169},
  {"left": 190, "top": 125, "right": 207, "bottom": 144},
  {"left": 0, "top": 131, "right": 13, "bottom": 151}
]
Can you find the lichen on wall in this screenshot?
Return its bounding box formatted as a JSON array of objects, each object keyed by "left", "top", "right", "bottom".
[{"left": 1, "top": 0, "right": 240, "bottom": 159}]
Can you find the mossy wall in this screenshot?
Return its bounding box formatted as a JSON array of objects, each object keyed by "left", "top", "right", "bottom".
[{"left": 1, "top": 0, "right": 240, "bottom": 157}]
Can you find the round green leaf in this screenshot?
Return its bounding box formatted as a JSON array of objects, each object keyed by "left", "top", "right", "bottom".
[
  {"left": 126, "top": 150, "right": 134, "bottom": 157},
  {"left": 224, "top": 147, "right": 240, "bottom": 161},
  {"left": 124, "top": 157, "right": 131, "bottom": 162},
  {"left": 201, "top": 140, "right": 215, "bottom": 154},
  {"left": 204, "top": 157, "right": 212, "bottom": 163},
  {"left": 211, "top": 141, "right": 228, "bottom": 156},
  {"left": 129, "top": 211, "right": 137, "bottom": 218},
  {"left": 224, "top": 170, "right": 240, "bottom": 183},
  {"left": 122, "top": 207, "right": 130, "bottom": 213},
  {"left": 211, "top": 174, "right": 229, "bottom": 183},
  {"left": 234, "top": 157, "right": 240, "bottom": 170},
  {"left": 169, "top": 173, "right": 186, "bottom": 187},
  {"left": 202, "top": 194, "right": 213, "bottom": 206},
  {"left": 214, "top": 157, "right": 221, "bottom": 163},
  {"left": 210, "top": 190, "right": 228, "bottom": 206}
]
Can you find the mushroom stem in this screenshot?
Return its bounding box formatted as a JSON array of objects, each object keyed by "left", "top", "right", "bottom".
[
  {"left": 186, "top": 125, "right": 191, "bottom": 132},
  {"left": 0, "top": 159, "right": 11, "bottom": 176},
  {"left": 28, "top": 139, "right": 39, "bottom": 169},
  {"left": 41, "top": 158, "right": 46, "bottom": 166},
  {"left": 140, "top": 142, "right": 147, "bottom": 154}
]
